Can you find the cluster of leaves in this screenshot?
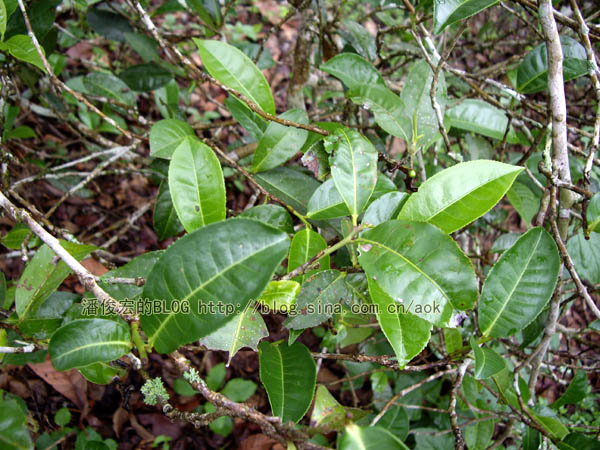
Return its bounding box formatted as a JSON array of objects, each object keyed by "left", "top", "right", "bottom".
[{"left": 1, "top": 0, "right": 600, "bottom": 449}]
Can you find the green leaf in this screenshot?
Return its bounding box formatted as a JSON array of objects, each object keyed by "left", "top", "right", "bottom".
[
  {"left": 446, "top": 99, "right": 521, "bottom": 144},
  {"left": 506, "top": 181, "right": 538, "bottom": 226},
  {"left": 367, "top": 278, "right": 432, "bottom": 367},
  {"left": 224, "top": 95, "right": 266, "bottom": 140},
  {"left": 551, "top": 371, "right": 589, "bottom": 409},
  {"left": 444, "top": 328, "right": 463, "bottom": 356},
  {"left": 168, "top": 136, "right": 226, "bottom": 231},
  {"left": 558, "top": 433, "right": 600, "bottom": 450},
  {"left": 329, "top": 128, "right": 378, "bottom": 219},
  {"left": 567, "top": 231, "right": 600, "bottom": 284},
  {"left": 153, "top": 181, "right": 184, "bottom": 240},
  {"left": 123, "top": 32, "right": 159, "bottom": 62},
  {"left": 257, "top": 280, "right": 300, "bottom": 312},
  {"left": 288, "top": 228, "right": 330, "bottom": 276},
  {"left": 362, "top": 192, "right": 408, "bottom": 227},
  {"left": 347, "top": 84, "right": 411, "bottom": 142},
  {"left": 54, "top": 407, "right": 71, "bottom": 426},
  {"left": 186, "top": 0, "right": 216, "bottom": 28},
  {"left": 86, "top": 8, "right": 133, "bottom": 42},
  {"left": 3, "top": 34, "right": 46, "bottom": 72},
  {"left": 0, "top": 0, "right": 6, "bottom": 41},
  {"left": 221, "top": 378, "right": 257, "bottom": 402},
  {"left": 149, "top": 118, "right": 194, "bottom": 159},
  {"left": 307, "top": 178, "right": 351, "bottom": 219},
  {"left": 200, "top": 307, "right": 268, "bottom": 364},
  {"left": 470, "top": 337, "right": 505, "bottom": 379},
  {"left": 252, "top": 109, "right": 309, "bottom": 172},
  {"left": 340, "top": 20, "right": 376, "bottom": 61},
  {"left": 586, "top": 192, "right": 600, "bottom": 235},
  {"left": 142, "top": 219, "right": 289, "bottom": 353},
  {"left": 98, "top": 252, "right": 162, "bottom": 302},
  {"left": 206, "top": 362, "right": 226, "bottom": 391},
  {"left": 320, "top": 53, "right": 385, "bottom": 90},
  {"left": 311, "top": 385, "right": 368, "bottom": 430},
  {"left": 18, "top": 291, "right": 78, "bottom": 339},
  {"left": 285, "top": 270, "right": 348, "bottom": 330},
  {"left": 194, "top": 38, "right": 275, "bottom": 115},
  {"left": 258, "top": 340, "right": 316, "bottom": 423},
  {"left": 464, "top": 414, "right": 494, "bottom": 450},
  {"left": 433, "top": 0, "right": 499, "bottom": 34},
  {"left": 377, "top": 406, "right": 409, "bottom": 441},
  {"left": 358, "top": 221, "right": 478, "bottom": 326},
  {"left": 398, "top": 160, "right": 523, "bottom": 234},
  {"left": 79, "top": 361, "right": 126, "bottom": 385},
  {"left": 0, "top": 398, "right": 33, "bottom": 450},
  {"left": 119, "top": 63, "right": 173, "bottom": 92},
  {"left": 528, "top": 407, "right": 568, "bottom": 440},
  {"left": 83, "top": 72, "right": 135, "bottom": 106},
  {"left": 49, "top": 318, "right": 131, "bottom": 371},
  {"left": 254, "top": 167, "right": 320, "bottom": 215},
  {"left": 339, "top": 424, "right": 409, "bottom": 450},
  {"left": 2, "top": 223, "right": 41, "bottom": 249},
  {"left": 517, "top": 36, "right": 589, "bottom": 94},
  {"left": 523, "top": 426, "right": 541, "bottom": 450},
  {"left": 239, "top": 204, "right": 293, "bottom": 233},
  {"left": 16, "top": 241, "right": 95, "bottom": 319},
  {"left": 479, "top": 227, "right": 560, "bottom": 338}
]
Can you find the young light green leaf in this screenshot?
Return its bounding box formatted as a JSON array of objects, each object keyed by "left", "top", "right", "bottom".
[
  {"left": 79, "top": 361, "right": 126, "bottom": 385},
  {"left": 3, "top": 34, "right": 46, "bottom": 72},
  {"left": 239, "top": 204, "right": 294, "bottom": 233},
  {"left": 434, "top": 0, "right": 499, "bottom": 34},
  {"left": 142, "top": 219, "right": 289, "bottom": 353},
  {"left": 252, "top": 109, "right": 309, "bottom": 172},
  {"left": 358, "top": 221, "right": 478, "bottom": 326},
  {"left": 329, "top": 128, "right": 378, "bottom": 220},
  {"left": 119, "top": 63, "right": 173, "bottom": 92},
  {"left": 446, "top": 99, "right": 521, "bottom": 144},
  {"left": 470, "top": 337, "right": 506, "bottom": 379},
  {"left": 362, "top": 192, "right": 408, "bottom": 227},
  {"left": 49, "top": 318, "right": 131, "bottom": 371},
  {"left": 517, "top": 36, "right": 589, "bottom": 94},
  {"left": 339, "top": 424, "right": 409, "bottom": 450},
  {"left": 311, "top": 385, "right": 369, "bottom": 430},
  {"left": 153, "top": 181, "right": 184, "bottom": 240},
  {"left": 200, "top": 307, "right": 268, "bottom": 364},
  {"left": 257, "top": 280, "right": 300, "bottom": 312},
  {"left": 398, "top": 160, "right": 523, "bottom": 234},
  {"left": 194, "top": 38, "right": 275, "bottom": 115},
  {"left": 320, "top": 53, "right": 385, "bottom": 89},
  {"left": 168, "top": 136, "right": 226, "bottom": 232},
  {"left": 149, "top": 118, "right": 195, "bottom": 159},
  {"left": 367, "top": 278, "right": 432, "bottom": 368},
  {"left": 258, "top": 340, "right": 316, "bottom": 423},
  {"left": 307, "top": 178, "right": 351, "bottom": 219},
  {"left": 479, "top": 227, "right": 560, "bottom": 338},
  {"left": 288, "top": 228, "right": 330, "bottom": 278},
  {"left": 254, "top": 167, "right": 320, "bottom": 215},
  {"left": 16, "top": 241, "right": 95, "bottom": 319}
]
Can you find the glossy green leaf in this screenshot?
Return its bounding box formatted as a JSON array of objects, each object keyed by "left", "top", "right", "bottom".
[
  {"left": 200, "top": 307, "right": 268, "bottom": 364},
  {"left": 257, "top": 280, "right": 300, "bottom": 312},
  {"left": 339, "top": 424, "right": 408, "bottom": 450},
  {"left": 586, "top": 192, "right": 600, "bottom": 235},
  {"left": 19, "top": 291, "right": 78, "bottom": 339},
  {"left": 254, "top": 167, "right": 320, "bottom": 215},
  {"left": 2, "top": 223, "right": 41, "bottom": 249},
  {"left": 567, "top": 231, "right": 600, "bottom": 284},
  {"left": 194, "top": 38, "right": 275, "bottom": 115},
  {"left": 119, "top": 63, "right": 173, "bottom": 91},
  {"left": 153, "top": 181, "right": 184, "bottom": 240},
  {"left": 3, "top": 34, "right": 46, "bottom": 72},
  {"left": 362, "top": 192, "right": 408, "bottom": 227},
  {"left": 285, "top": 270, "right": 348, "bottom": 330},
  {"left": 479, "top": 227, "right": 560, "bottom": 338},
  {"left": 83, "top": 72, "right": 135, "bottom": 106},
  {"left": 49, "top": 318, "right": 131, "bottom": 371},
  {"left": 149, "top": 118, "right": 194, "bottom": 159},
  {"left": 311, "top": 385, "right": 368, "bottom": 430},
  {"left": 398, "top": 160, "right": 523, "bottom": 234},
  {"left": 367, "top": 278, "right": 432, "bottom": 367},
  {"left": 340, "top": 20, "right": 376, "bottom": 61},
  {"left": 288, "top": 228, "right": 330, "bottom": 276},
  {"left": 239, "top": 204, "right": 293, "bottom": 233},
  {"left": 506, "top": 181, "right": 538, "bottom": 226},
  {"left": 347, "top": 84, "right": 410, "bottom": 142},
  {"left": 79, "top": 361, "right": 126, "bottom": 385},
  {"left": 0, "top": 398, "right": 33, "bottom": 450},
  {"left": 258, "top": 340, "right": 316, "bottom": 423},
  {"left": 168, "top": 136, "right": 226, "bottom": 231},
  {"left": 252, "top": 109, "right": 309, "bottom": 172},
  {"left": 221, "top": 378, "right": 257, "bottom": 402},
  {"left": 86, "top": 8, "right": 133, "bottom": 42},
  {"left": 358, "top": 221, "right": 478, "bottom": 326},
  {"left": 470, "top": 337, "right": 506, "bottom": 379},
  {"left": 142, "top": 219, "right": 289, "bottom": 353},
  {"left": 517, "top": 36, "right": 589, "bottom": 94},
  {"left": 320, "top": 53, "right": 385, "bottom": 90},
  {"left": 98, "top": 251, "right": 162, "bottom": 302},
  {"left": 224, "top": 95, "right": 266, "bottom": 140},
  {"left": 16, "top": 241, "right": 95, "bottom": 319},
  {"left": 551, "top": 371, "right": 589, "bottom": 409},
  {"left": 307, "top": 178, "right": 350, "bottom": 219},
  {"left": 446, "top": 99, "right": 521, "bottom": 144},
  {"left": 434, "top": 0, "right": 498, "bottom": 34},
  {"left": 329, "top": 128, "right": 378, "bottom": 219}
]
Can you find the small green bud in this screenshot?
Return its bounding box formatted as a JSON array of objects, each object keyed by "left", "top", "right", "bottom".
[
  {"left": 141, "top": 378, "right": 169, "bottom": 406},
  {"left": 408, "top": 169, "right": 416, "bottom": 178}
]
